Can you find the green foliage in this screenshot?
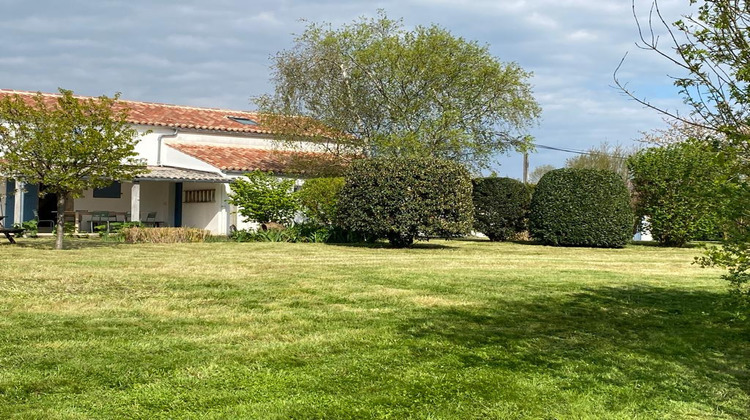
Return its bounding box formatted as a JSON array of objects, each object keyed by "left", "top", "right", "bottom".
[
  {"left": 230, "top": 223, "right": 363, "bottom": 244},
  {"left": 472, "top": 177, "right": 531, "bottom": 241},
  {"left": 227, "top": 170, "right": 299, "bottom": 225},
  {"left": 337, "top": 157, "right": 473, "bottom": 247},
  {"left": 698, "top": 169, "right": 750, "bottom": 303},
  {"left": 16, "top": 219, "right": 38, "bottom": 237},
  {"left": 295, "top": 177, "right": 344, "bottom": 225},
  {"left": 256, "top": 11, "right": 540, "bottom": 170},
  {"left": 564, "top": 142, "right": 636, "bottom": 183},
  {"left": 529, "top": 168, "right": 633, "bottom": 248},
  {"left": 621, "top": 2, "right": 750, "bottom": 300},
  {"left": 0, "top": 89, "right": 145, "bottom": 249},
  {"left": 627, "top": 141, "right": 729, "bottom": 247}
]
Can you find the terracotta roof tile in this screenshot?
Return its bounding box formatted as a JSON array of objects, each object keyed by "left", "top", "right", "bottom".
[
  {"left": 0, "top": 89, "right": 272, "bottom": 134},
  {"left": 167, "top": 143, "right": 335, "bottom": 174}
]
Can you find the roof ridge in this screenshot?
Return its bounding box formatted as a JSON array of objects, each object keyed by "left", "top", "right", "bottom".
[{"left": 0, "top": 88, "right": 258, "bottom": 115}]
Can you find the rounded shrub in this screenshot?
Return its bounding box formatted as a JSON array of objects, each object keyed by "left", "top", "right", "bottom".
[
  {"left": 528, "top": 168, "right": 633, "bottom": 248},
  {"left": 337, "top": 156, "right": 473, "bottom": 247},
  {"left": 472, "top": 177, "right": 531, "bottom": 241}
]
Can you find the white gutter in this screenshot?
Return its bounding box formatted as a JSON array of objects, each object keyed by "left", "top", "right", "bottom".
[{"left": 156, "top": 128, "right": 179, "bottom": 166}]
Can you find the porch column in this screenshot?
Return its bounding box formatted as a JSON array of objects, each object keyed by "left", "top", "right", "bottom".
[
  {"left": 13, "top": 180, "right": 24, "bottom": 224},
  {"left": 130, "top": 181, "right": 141, "bottom": 222}
]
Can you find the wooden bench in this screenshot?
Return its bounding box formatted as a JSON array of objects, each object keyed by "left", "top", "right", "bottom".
[{"left": 0, "top": 228, "right": 24, "bottom": 244}]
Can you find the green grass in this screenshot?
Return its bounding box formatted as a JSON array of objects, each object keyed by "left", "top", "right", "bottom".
[{"left": 0, "top": 238, "right": 747, "bottom": 419}]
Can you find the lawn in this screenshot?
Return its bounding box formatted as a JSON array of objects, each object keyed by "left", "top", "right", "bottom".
[{"left": 0, "top": 238, "right": 747, "bottom": 419}]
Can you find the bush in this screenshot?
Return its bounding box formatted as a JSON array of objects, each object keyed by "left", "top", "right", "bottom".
[
  {"left": 120, "top": 227, "right": 211, "bottom": 243},
  {"left": 227, "top": 170, "right": 298, "bottom": 225},
  {"left": 295, "top": 177, "right": 345, "bottom": 225},
  {"left": 472, "top": 177, "right": 531, "bottom": 241},
  {"left": 528, "top": 168, "right": 633, "bottom": 248},
  {"left": 337, "top": 157, "right": 473, "bottom": 247},
  {"left": 229, "top": 223, "right": 361, "bottom": 244}
]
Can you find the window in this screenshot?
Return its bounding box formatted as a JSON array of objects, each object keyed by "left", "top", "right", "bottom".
[
  {"left": 184, "top": 189, "right": 215, "bottom": 203},
  {"left": 227, "top": 116, "right": 258, "bottom": 126},
  {"left": 93, "top": 181, "right": 121, "bottom": 198}
]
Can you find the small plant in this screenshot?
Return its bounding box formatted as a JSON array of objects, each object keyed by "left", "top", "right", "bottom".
[{"left": 18, "top": 219, "right": 38, "bottom": 237}]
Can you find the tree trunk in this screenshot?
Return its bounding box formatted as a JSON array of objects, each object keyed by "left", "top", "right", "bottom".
[{"left": 55, "top": 194, "right": 66, "bottom": 250}]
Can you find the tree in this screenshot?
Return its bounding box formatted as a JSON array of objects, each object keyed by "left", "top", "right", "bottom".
[
  {"left": 616, "top": 1, "right": 750, "bottom": 297},
  {"left": 255, "top": 11, "right": 541, "bottom": 171},
  {"left": 564, "top": 142, "right": 636, "bottom": 183},
  {"left": 0, "top": 89, "right": 145, "bottom": 250},
  {"left": 337, "top": 157, "right": 473, "bottom": 247},
  {"left": 628, "top": 140, "right": 729, "bottom": 246},
  {"left": 227, "top": 170, "right": 299, "bottom": 226},
  {"left": 528, "top": 164, "right": 556, "bottom": 185}
]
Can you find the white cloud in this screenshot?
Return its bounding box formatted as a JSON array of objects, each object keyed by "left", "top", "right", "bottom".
[{"left": 0, "top": 0, "right": 700, "bottom": 174}]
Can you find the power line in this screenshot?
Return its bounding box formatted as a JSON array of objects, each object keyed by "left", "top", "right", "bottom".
[{"left": 534, "top": 143, "right": 628, "bottom": 160}]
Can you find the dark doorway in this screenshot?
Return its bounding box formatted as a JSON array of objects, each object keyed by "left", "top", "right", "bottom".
[{"left": 38, "top": 186, "right": 57, "bottom": 233}]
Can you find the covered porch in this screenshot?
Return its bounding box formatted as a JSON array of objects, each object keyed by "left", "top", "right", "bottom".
[{"left": 1, "top": 166, "right": 232, "bottom": 235}]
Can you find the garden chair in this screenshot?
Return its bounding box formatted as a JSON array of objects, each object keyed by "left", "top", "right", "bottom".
[
  {"left": 143, "top": 212, "right": 164, "bottom": 227},
  {"left": 33, "top": 210, "right": 55, "bottom": 233}
]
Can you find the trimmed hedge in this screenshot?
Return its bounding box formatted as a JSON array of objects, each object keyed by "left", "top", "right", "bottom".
[
  {"left": 337, "top": 156, "right": 473, "bottom": 247},
  {"left": 529, "top": 168, "right": 633, "bottom": 248},
  {"left": 472, "top": 177, "right": 531, "bottom": 241}
]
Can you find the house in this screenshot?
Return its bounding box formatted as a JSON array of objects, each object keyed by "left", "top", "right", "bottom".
[{"left": 0, "top": 89, "right": 339, "bottom": 235}]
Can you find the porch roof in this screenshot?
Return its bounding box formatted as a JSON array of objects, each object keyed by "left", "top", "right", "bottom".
[
  {"left": 166, "top": 143, "right": 347, "bottom": 174},
  {"left": 135, "top": 166, "right": 227, "bottom": 183}
]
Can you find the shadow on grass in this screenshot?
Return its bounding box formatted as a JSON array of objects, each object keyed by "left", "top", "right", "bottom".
[
  {"left": 325, "top": 241, "right": 456, "bottom": 250},
  {"left": 6, "top": 237, "right": 124, "bottom": 250},
  {"left": 400, "top": 285, "right": 749, "bottom": 416}
]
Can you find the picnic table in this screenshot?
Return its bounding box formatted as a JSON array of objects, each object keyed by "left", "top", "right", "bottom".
[{"left": 0, "top": 216, "right": 24, "bottom": 244}]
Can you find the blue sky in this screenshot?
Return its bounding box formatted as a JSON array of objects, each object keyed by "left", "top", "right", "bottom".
[{"left": 0, "top": 0, "right": 696, "bottom": 177}]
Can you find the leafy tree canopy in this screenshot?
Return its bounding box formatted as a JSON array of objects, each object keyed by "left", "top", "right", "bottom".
[
  {"left": 0, "top": 89, "right": 145, "bottom": 249},
  {"left": 564, "top": 142, "right": 637, "bottom": 183},
  {"left": 256, "top": 11, "right": 541, "bottom": 171}
]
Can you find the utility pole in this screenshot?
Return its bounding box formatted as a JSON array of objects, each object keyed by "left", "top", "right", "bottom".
[{"left": 522, "top": 152, "right": 529, "bottom": 184}]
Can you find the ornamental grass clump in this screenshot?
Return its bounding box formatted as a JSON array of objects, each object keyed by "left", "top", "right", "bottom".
[
  {"left": 529, "top": 168, "right": 633, "bottom": 248},
  {"left": 120, "top": 227, "right": 211, "bottom": 244}
]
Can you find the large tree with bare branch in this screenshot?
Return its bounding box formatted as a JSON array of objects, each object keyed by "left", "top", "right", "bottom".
[{"left": 616, "top": 0, "right": 750, "bottom": 299}]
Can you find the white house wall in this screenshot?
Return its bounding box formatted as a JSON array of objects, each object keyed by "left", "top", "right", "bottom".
[
  {"left": 181, "top": 182, "right": 225, "bottom": 234},
  {"left": 139, "top": 181, "right": 172, "bottom": 226},
  {"left": 74, "top": 182, "right": 133, "bottom": 214}
]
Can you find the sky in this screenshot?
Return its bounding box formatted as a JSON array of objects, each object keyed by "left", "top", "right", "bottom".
[{"left": 0, "top": 0, "right": 697, "bottom": 178}]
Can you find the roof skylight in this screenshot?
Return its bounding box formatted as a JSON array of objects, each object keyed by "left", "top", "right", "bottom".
[{"left": 227, "top": 116, "right": 258, "bottom": 126}]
